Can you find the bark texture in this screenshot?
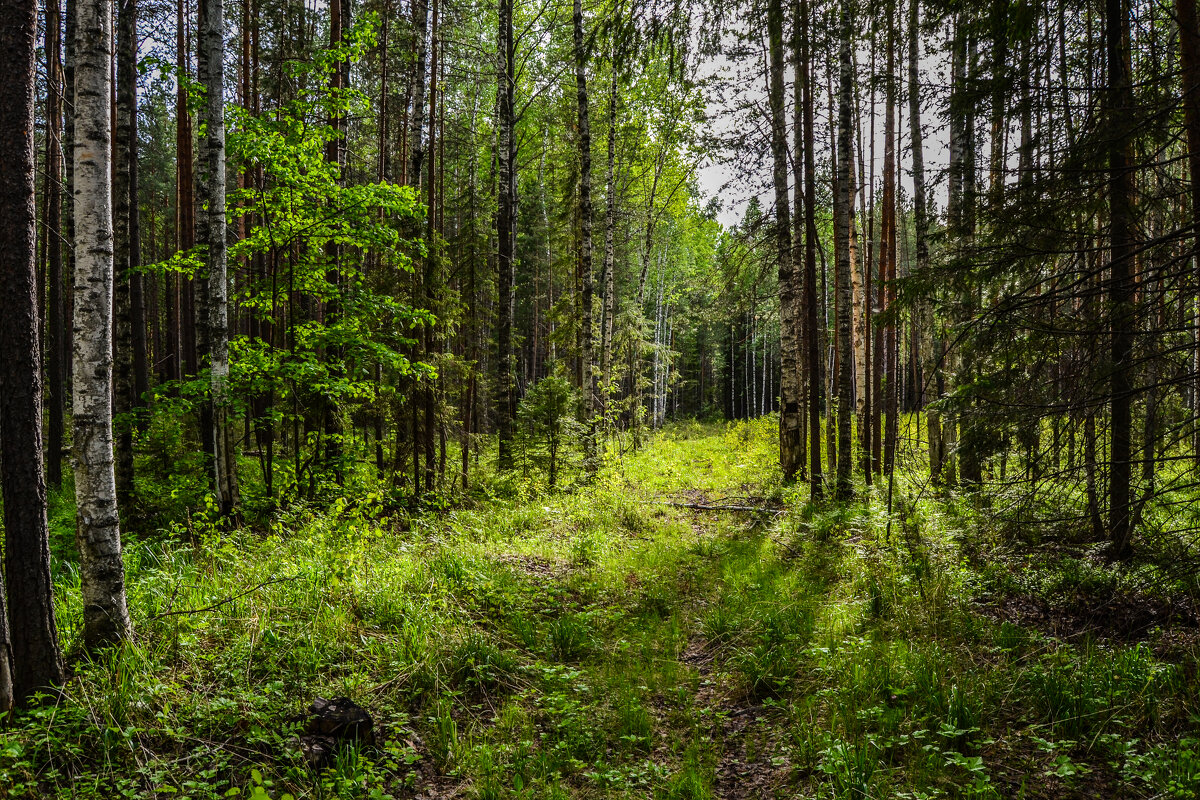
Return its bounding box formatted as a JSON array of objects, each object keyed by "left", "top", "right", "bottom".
[
  {"left": 199, "top": 0, "right": 240, "bottom": 517},
  {"left": 835, "top": 6, "right": 856, "bottom": 500},
  {"left": 574, "top": 0, "right": 596, "bottom": 467},
  {"left": 0, "top": 0, "right": 65, "bottom": 707},
  {"left": 1106, "top": 0, "right": 1135, "bottom": 556},
  {"left": 770, "top": 0, "right": 801, "bottom": 481},
  {"left": 73, "top": 0, "right": 133, "bottom": 648},
  {"left": 496, "top": 0, "right": 517, "bottom": 470}
]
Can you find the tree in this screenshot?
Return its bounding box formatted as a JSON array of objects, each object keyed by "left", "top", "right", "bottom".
[
  {"left": 0, "top": 0, "right": 66, "bottom": 708},
  {"left": 114, "top": 0, "right": 140, "bottom": 505},
  {"left": 908, "top": 0, "right": 939, "bottom": 484},
  {"left": 72, "top": 0, "right": 133, "bottom": 648},
  {"left": 45, "top": 0, "right": 67, "bottom": 489},
  {"left": 800, "top": 0, "right": 822, "bottom": 500},
  {"left": 834, "top": 2, "right": 856, "bottom": 501},
  {"left": 1106, "top": 0, "right": 1135, "bottom": 558},
  {"left": 574, "top": 0, "right": 596, "bottom": 470},
  {"left": 770, "top": 0, "right": 801, "bottom": 481},
  {"left": 496, "top": 0, "right": 517, "bottom": 470},
  {"left": 198, "top": 0, "right": 239, "bottom": 518},
  {"left": 1178, "top": 0, "right": 1200, "bottom": 467}
]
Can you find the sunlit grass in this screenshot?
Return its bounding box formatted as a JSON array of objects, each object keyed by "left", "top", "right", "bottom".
[{"left": 3, "top": 419, "right": 1198, "bottom": 799}]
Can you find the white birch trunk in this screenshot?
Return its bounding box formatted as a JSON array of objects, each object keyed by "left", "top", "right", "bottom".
[
  {"left": 199, "top": 0, "right": 239, "bottom": 517},
  {"left": 73, "top": 0, "right": 132, "bottom": 647}
]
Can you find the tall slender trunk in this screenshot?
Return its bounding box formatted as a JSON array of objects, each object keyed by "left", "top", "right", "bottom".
[
  {"left": 175, "top": 0, "right": 194, "bottom": 381},
  {"left": 601, "top": 73, "right": 617, "bottom": 423},
  {"left": 113, "top": 0, "right": 137, "bottom": 505},
  {"left": 1176, "top": 0, "right": 1200, "bottom": 466},
  {"left": 0, "top": 0, "right": 66, "bottom": 708},
  {"left": 496, "top": 0, "right": 516, "bottom": 469},
  {"left": 802, "top": 0, "right": 822, "bottom": 500},
  {"left": 73, "top": 0, "right": 133, "bottom": 648},
  {"left": 198, "top": 0, "right": 238, "bottom": 518},
  {"left": 881, "top": 0, "right": 898, "bottom": 475},
  {"left": 424, "top": 0, "right": 438, "bottom": 489},
  {"left": 408, "top": 0, "right": 427, "bottom": 489},
  {"left": 324, "top": 0, "right": 348, "bottom": 486},
  {"left": 834, "top": 5, "right": 855, "bottom": 500},
  {"left": 912, "top": 0, "right": 940, "bottom": 482},
  {"left": 770, "top": 0, "right": 800, "bottom": 480},
  {"left": 791, "top": 0, "right": 808, "bottom": 479},
  {"left": 46, "top": 0, "right": 66, "bottom": 488},
  {"left": 573, "top": 0, "right": 596, "bottom": 467},
  {"left": 1106, "top": 0, "right": 1135, "bottom": 557}
]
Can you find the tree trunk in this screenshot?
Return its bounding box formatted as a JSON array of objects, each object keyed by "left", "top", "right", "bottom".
[
  {"left": 770, "top": 0, "right": 800, "bottom": 481},
  {"left": 73, "top": 0, "right": 133, "bottom": 648},
  {"left": 881, "top": 0, "right": 898, "bottom": 475},
  {"left": 834, "top": 5, "right": 855, "bottom": 500},
  {"left": 46, "top": 0, "right": 66, "bottom": 488},
  {"left": 0, "top": 0, "right": 66, "bottom": 708},
  {"left": 1176, "top": 0, "right": 1200, "bottom": 467},
  {"left": 113, "top": 0, "right": 137, "bottom": 506},
  {"left": 496, "top": 0, "right": 516, "bottom": 470},
  {"left": 198, "top": 0, "right": 238, "bottom": 518},
  {"left": 910, "top": 0, "right": 940, "bottom": 482},
  {"left": 791, "top": 0, "right": 808, "bottom": 479},
  {"left": 174, "top": 0, "right": 194, "bottom": 382},
  {"left": 574, "top": 0, "right": 596, "bottom": 469},
  {"left": 601, "top": 73, "right": 618, "bottom": 424},
  {"left": 801, "top": 0, "right": 822, "bottom": 500},
  {"left": 1106, "top": 0, "right": 1135, "bottom": 557}
]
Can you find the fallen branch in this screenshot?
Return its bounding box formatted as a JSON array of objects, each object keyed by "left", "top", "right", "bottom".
[
  {"left": 640, "top": 500, "right": 783, "bottom": 514},
  {"left": 149, "top": 575, "right": 298, "bottom": 620}
]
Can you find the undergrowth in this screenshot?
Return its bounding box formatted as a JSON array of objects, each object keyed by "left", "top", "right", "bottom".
[{"left": 2, "top": 416, "right": 1199, "bottom": 799}]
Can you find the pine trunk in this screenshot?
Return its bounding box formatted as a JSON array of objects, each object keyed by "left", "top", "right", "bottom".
[
  {"left": 574, "top": 0, "right": 596, "bottom": 468},
  {"left": 46, "top": 0, "right": 66, "bottom": 488},
  {"left": 1107, "top": 0, "right": 1135, "bottom": 557},
  {"left": 835, "top": 7, "right": 855, "bottom": 500},
  {"left": 0, "top": 0, "right": 66, "bottom": 707},
  {"left": 496, "top": 0, "right": 516, "bottom": 470},
  {"left": 770, "top": 0, "right": 800, "bottom": 481},
  {"left": 801, "top": 0, "right": 822, "bottom": 500}
]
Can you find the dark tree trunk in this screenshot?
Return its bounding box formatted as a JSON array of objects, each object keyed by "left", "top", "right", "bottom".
[
  {"left": 1176, "top": 0, "right": 1200, "bottom": 466},
  {"left": 1106, "top": 0, "right": 1135, "bottom": 557},
  {"left": 45, "top": 0, "right": 66, "bottom": 488},
  {"left": 113, "top": 0, "right": 137, "bottom": 506},
  {"left": 802, "top": 0, "right": 822, "bottom": 500},
  {"left": 834, "top": 3, "right": 855, "bottom": 500},
  {"left": 770, "top": 0, "right": 800, "bottom": 481},
  {"left": 574, "top": 0, "right": 596, "bottom": 470},
  {"left": 496, "top": 0, "right": 516, "bottom": 470},
  {"left": 0, "top": 0, "right": 65, "bottom": 707}
]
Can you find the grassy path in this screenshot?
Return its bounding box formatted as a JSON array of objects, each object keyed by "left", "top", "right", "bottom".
[{"left": 1, "top": 420, "right": 1198, "bottom": 799}]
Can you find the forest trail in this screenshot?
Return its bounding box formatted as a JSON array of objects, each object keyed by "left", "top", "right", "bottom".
[{"left": 3, "top": 420, "right": 1197, "bottom": 799}]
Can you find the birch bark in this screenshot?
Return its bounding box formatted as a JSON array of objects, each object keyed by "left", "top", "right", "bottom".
[{"left": 73, "top": 0, "right": 133, "bottom": 647}]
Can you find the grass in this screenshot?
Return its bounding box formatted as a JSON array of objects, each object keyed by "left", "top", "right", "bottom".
[{"left": 2, "top": 416, "right": 1200, "bottom": 798}]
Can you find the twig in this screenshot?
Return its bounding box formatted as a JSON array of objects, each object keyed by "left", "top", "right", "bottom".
[{"left": 149, "top": 576, "right": 298, "bottom": 620}]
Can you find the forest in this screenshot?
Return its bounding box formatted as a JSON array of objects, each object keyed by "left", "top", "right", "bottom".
[{"left": 1, "top": 0, "right": 1200, "bottom": 795}]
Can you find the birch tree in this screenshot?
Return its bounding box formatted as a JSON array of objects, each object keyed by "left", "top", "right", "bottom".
[
  {"left": 73, "top": 0, "right": 133, "bottom": 647},
  {"left": 198, "top": 0, "right": 239, "bottom": 518}
]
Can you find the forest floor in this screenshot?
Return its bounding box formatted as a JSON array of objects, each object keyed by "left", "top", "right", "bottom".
[{"left": 3, "top": 419, "right": 1200, "bottom": 799}]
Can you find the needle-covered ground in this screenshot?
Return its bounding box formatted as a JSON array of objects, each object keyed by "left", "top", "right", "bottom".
[{"left": 2, "top": 419, "right": 1199, "bottom": 799}]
